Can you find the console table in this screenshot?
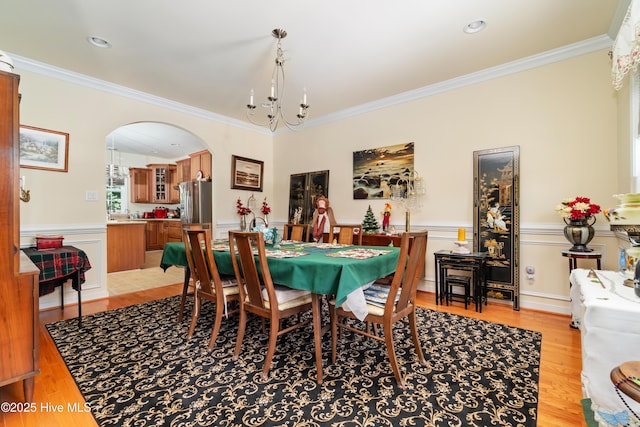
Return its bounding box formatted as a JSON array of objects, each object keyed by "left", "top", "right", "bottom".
[
  {"left": 434, "top": 250, "right": 489, "bottom": 312},
  {"left": 22, "top": 246, "right": 91, "bottom": 326}
]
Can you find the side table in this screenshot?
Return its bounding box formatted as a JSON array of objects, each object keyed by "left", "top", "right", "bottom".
[
  {"left": 562, "top": 250, "right": 602, "bottom": 284},
  {"left": 23, "top": 245, "right": 92, "bottom": 327},
  {"left": 434, "top": 250, "right": 489, "bottom": 312},
  {"left": 563, "top": 249, "right": 601, "bottom": 329}
]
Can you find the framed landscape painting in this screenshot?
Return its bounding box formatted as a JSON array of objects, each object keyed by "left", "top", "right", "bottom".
[
  {"left": 19, "top": 125, "right": 69, "bottom": 172},
  {"left": 473, "top": 145, "right": 520, "bottom": 310},
  {"left": 352, "top": 142, "right": 414, "bottom": 200},
  {"left": 231, "top": 155, "right": 263, "bottom": 191}
]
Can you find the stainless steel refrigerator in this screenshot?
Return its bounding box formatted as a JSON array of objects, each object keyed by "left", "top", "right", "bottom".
[{"left": 179, "top": 180, "right": 212, "bottom": 224}]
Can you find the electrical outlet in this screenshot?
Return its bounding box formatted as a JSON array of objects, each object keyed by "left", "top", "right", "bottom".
[
  {"left": 85, "top": 191, "right": 98, "bottom": 201},
  {"left": 526, "top": 265, "right": 535, "bottom": 279}
]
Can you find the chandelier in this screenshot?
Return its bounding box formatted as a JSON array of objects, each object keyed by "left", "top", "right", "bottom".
[{"left": 246, "top": 28, "right": 310, "bottom": 132}]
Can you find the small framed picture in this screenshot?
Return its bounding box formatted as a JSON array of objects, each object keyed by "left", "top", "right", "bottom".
[
  {"left": 19, "top": 125, "right": 69, "bottom": 172},
  {"left": 231, "top": 155, "right": 263, "bottom": 191}
]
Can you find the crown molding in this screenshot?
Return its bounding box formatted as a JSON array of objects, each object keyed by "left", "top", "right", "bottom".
[
  {"left": 9, "top": 53, "right": 274, "bottom": 136},
  {"left": 305, "top": 34, "right": 614, "bottom": 128},
  {"left": 7, "top": 34, "right": 613, "bottom": 134}
]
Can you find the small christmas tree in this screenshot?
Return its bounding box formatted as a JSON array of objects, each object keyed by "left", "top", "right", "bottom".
[{"left": 362, "top": 205, "right": 380, "bottom": 234}]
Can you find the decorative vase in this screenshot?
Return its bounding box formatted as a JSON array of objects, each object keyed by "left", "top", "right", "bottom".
[
  {"left": 563, "top": 216, "right": 596, "bottom": 252},
  {"left": 264, "top": 214, "right": 269, "bottom": 228},
  {"left": 240, "top": 215, "right": 246, "bottom": 231}
]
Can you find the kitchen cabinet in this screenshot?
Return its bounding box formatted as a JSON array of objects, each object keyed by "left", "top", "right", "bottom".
[
  {"left": 147, "top": 164, "right": 178, "bottom": 204},
  {"left": 169, "top": 165, "right": 179, "bottom": 203},
  {"left": 165, "top": 221, "right": 182, "bottom": 243},
  {"left": 147, "top": 164, "right": 170, "bottom": 203},
  {"left": 0, "top": 70, "right": 41, "bottom": 401},
  {"left": 144, "top": 220, "right": 182, "bottom": 250},
  {"left": 189, "top": 150, "right": 212, "bottom": 180},
  {"left": 175, "top": 158, "right": 191, "bottom": 184},
  {"left": 129, "top": 167, "right": 151, "bottom": 203},
  {"left": 145, "top": 220, "right": 163, "bottom": 250},
  {"left": 107, "top": 222, "right": 146, "bottom": 272}
]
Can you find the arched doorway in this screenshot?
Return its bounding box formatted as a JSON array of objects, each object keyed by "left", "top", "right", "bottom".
[{"left": 105, "top": 121, "right": 211, "bottom": 294}]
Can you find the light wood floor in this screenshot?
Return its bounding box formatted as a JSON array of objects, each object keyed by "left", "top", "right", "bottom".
[{"left": 0, "top": 285, "right": 585, "bottom": 427}]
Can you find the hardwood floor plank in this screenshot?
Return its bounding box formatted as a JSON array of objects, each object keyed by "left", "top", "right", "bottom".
[{"left": 0, "top": 285, "right": 585, "bottom": 426}]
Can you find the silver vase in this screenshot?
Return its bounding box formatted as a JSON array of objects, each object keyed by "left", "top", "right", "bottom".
[{"left": 563, "top": 216, "right": 595, "bottom": 252}]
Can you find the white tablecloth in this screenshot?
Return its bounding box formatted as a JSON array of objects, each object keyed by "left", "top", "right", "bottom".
[{"left": 570, "top": 268, "right": 640, "bottom": 427}]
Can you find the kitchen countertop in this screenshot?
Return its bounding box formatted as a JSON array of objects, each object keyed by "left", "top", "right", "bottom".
[
  {"left": 107, "top": 220, "right": 147, "bottom": 225},
  {"left": 107, "top": 219, "right": 181, "bottom": 223},
  {"left": 134, "top": 218, "right": 181, "bottom": 221}
]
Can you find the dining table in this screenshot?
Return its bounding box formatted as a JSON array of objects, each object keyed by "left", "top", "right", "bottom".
[{"left": 161, "top": 239, "right": 400, "bottom": 383}]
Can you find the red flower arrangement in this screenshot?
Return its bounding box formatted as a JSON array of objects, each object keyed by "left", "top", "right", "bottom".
[
  {"left": 261, "top": 198, "right": 271, "bottom": 215},
  {"left": 236, "top": 198, "right": 251, "bottom": 216},
  {"left": 556, "top": 196, "right": 601, "bottom": 221}
]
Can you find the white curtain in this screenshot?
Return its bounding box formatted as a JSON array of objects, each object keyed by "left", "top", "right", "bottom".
[{"left": 613, "top": 0, "right": 640, "bottom": 90}]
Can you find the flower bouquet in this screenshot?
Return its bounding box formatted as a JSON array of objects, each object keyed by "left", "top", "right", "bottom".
[{"left": 556, "top": 196, "right": 601, "bottom": 223}]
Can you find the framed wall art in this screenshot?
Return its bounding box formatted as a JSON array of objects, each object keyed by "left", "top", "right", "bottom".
[
  {"left": 231, "top": 155, "right": 263, "bottom": 191},
  {"left": 473, "top": 145, "right": 520, "bottom": 310},
  {"left": 352, "top": 142, "right": 414, "bottom": 200},
  {"left": 19, "top": 125, "right": 69, "bottom": 172}
]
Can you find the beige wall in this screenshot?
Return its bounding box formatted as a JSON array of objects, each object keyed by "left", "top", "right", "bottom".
[
  {"left": 18, "top": 46, "right": 627, "bottom": 314},
  {"left": 17, "top": 69, "right": 272, "bottom": 308},
  {"left": 275, "top": 48, "right": 621, "bottom": 313}
]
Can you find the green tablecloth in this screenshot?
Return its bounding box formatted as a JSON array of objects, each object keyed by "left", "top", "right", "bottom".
[{"left": 161, "top": 242, "right": 400, "bottom": 308}]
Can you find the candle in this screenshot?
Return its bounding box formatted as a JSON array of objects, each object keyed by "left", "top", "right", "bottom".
[
  {"left": 270, "top": 80, "right": 275, "bottom": 98},
  {"left": 20, "top": 176, "right": 25, "bottom": 190},
  {"left": 249, "top": 89, "right": 254, "bottom": 106},
  {"left": 457, "top": 228, "right": 465, "bottom": 242},
  {"left": 303, "top": 88, "right": 307, "bottom": 105}
]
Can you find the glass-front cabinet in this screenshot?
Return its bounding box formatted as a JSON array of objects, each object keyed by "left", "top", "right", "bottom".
[
  {"left": 288, "top": 170, "right": 329, "bottom": 224},
  {"left": 146, "top": 164, "right": 178, "bottom": 204}
]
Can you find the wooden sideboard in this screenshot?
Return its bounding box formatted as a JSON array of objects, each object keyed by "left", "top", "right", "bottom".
[
  {"left": 361, "top": 233, "right": 404, "bottom": 247},
  {"left": 0, "top": 70, "right": 41, "bottom": 401}
]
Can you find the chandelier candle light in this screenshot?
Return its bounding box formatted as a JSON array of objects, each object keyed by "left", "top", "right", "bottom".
[{"left": 246, "top": 29, "right": 310, "bottom": 132}]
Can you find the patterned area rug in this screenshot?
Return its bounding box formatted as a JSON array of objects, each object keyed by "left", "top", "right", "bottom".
[{"left": 46, "top": 296, "right": 540, "bottom": 426}]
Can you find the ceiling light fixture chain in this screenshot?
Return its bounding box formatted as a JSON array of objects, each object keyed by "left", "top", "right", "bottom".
[{"left": 246, "top": 28, "right": 309, "bottom": 132}]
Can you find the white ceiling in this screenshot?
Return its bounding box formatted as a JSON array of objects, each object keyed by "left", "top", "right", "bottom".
[{"left": 0, "top": 0, "right": 629, "bottom": 158}]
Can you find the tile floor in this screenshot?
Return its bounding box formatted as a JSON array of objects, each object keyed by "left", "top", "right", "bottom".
[{"left": 107, "top": 250, "right": 186, "bottom": 296}]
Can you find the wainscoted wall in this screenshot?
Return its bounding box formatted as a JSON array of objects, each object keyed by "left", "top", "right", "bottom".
[{"left": 23, "top": 222, "right": 620, "bottom": 315}]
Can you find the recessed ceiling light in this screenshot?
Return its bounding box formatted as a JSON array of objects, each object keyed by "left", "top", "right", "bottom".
[
  {"left": 87, "top": 36, "right": 111, "bottom": 48},
  {"left": 464, "top": 20, "right": 486, "bottom": 34}
]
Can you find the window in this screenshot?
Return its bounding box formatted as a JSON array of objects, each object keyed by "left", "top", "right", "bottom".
[{"left": 106, "top": 165, "right": 129, "bottom": 214}]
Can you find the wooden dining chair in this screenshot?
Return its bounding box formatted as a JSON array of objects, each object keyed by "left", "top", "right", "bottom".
[
  {"left": 183, "top": 227, "right": 240, "bottom": 351},
  {"left": 283, "top": 223, "right": 311, "bottom": 242},
  {"left": 328, "top": 224, "right": 363, "bottom": 245},
  {"left": 178, "top": 223, "right": 213, "bottom": 322},
  {"left": 228, "top": 230, "right": 322, "bottom": 381},
  {"left": 329, "top": 230, "right": 428, "bottom": 388}
]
